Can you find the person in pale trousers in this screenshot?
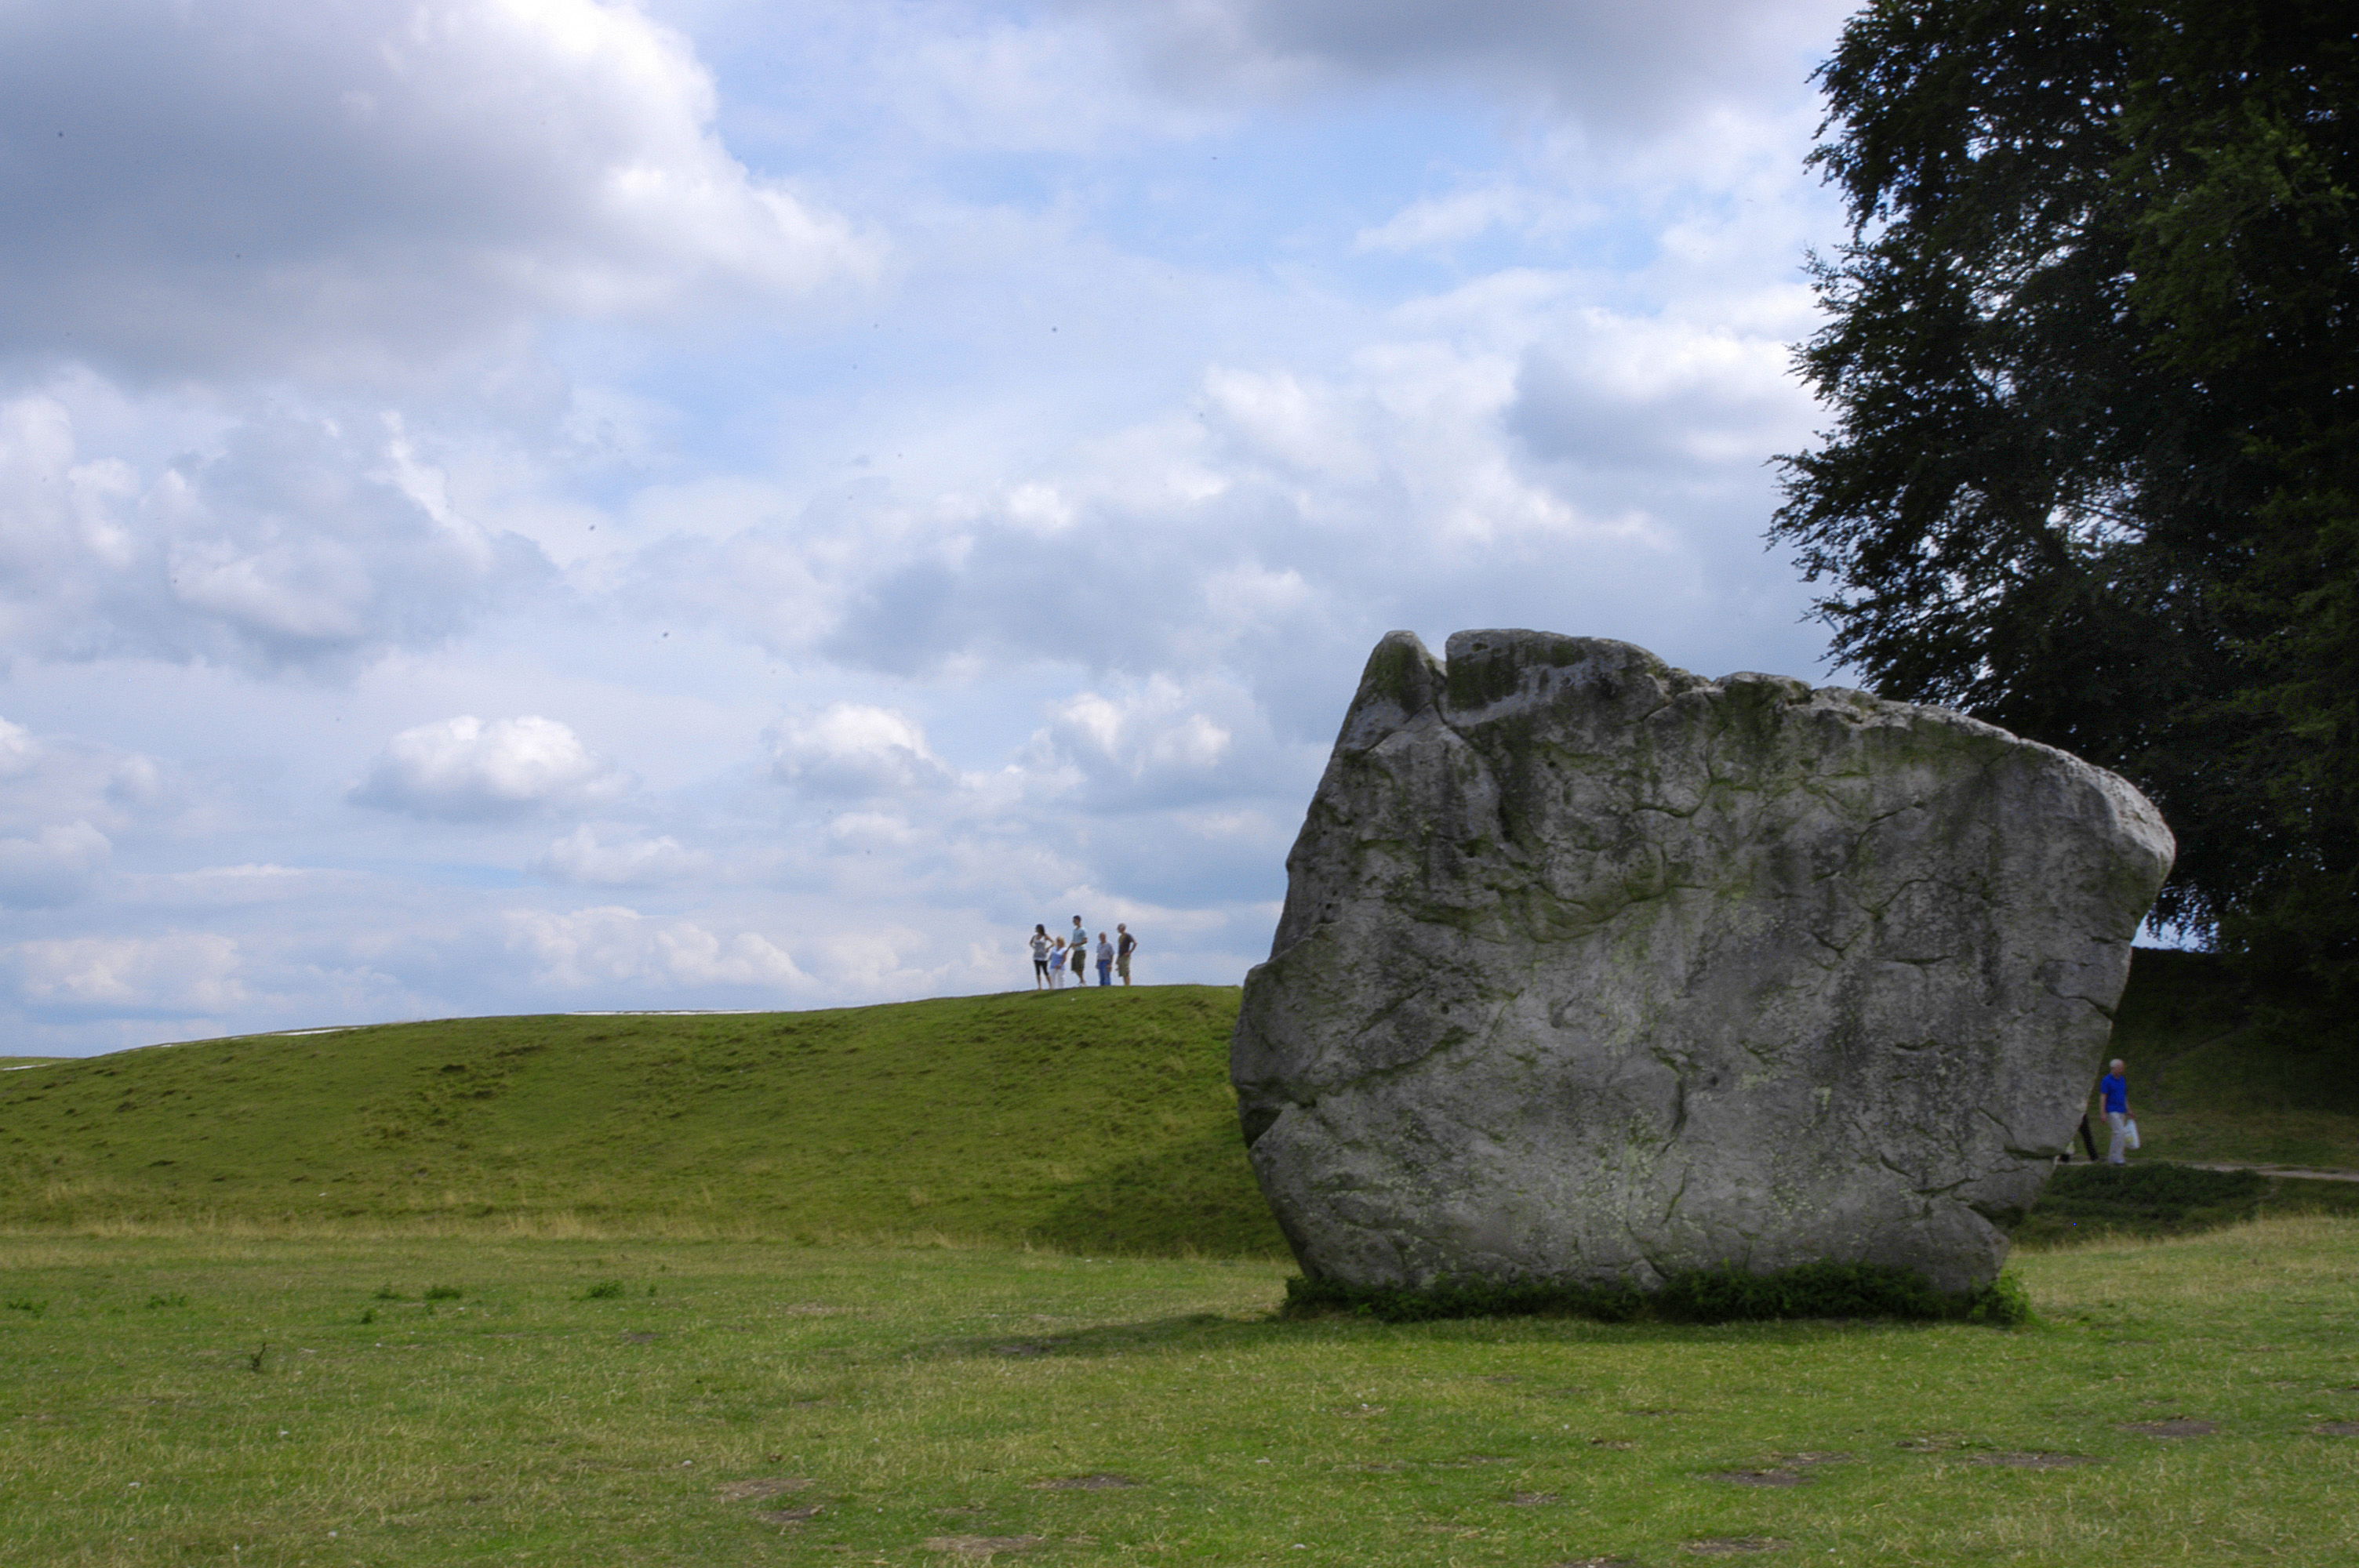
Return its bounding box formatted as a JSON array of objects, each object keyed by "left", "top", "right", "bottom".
[{"left": 2099, "top": 1058, "right": 2132, "bottom": 1163}]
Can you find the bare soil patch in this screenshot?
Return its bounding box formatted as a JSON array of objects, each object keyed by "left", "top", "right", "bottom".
[
  {"left": 716, "top": 1478, "right": 815, "bottom": 1501},
  {"left": 2315, "top": 1421, "right": 2359, "bottom": 1436},
  {"left": 1685, "top": 1538, "right": 1791, "bottom": 1555},
  {"left": 1709, "top": 1468, "right": 1806, "bottom": 1487},
  {"left": 923, "top": 1535, "right": 1045, "bottom": 1556},
  {"left": 1028, "top": 1473, "right": 1136, "bottom": 1491}
]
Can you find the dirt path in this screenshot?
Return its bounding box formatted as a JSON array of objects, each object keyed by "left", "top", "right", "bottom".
[{"left": 2186, "top": 1162, "right": 2359, "bottom": 1185}]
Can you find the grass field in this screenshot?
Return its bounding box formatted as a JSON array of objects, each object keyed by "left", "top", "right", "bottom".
[
  {"left": 2107, "top": 952, "right": 2359, "bottom": 1171},
  {"left": 0, "top": 986, "right": 1282, "bottom": 1254},
  {"left": 3, "top": 955, "right": 2355, "bottom": 1253},
  {"left": 4, "top": 1218, "right": 2357, "bottom": 1566},
  {"left": 5, "top": 954, "right": 2358, "bottom": 1563}
]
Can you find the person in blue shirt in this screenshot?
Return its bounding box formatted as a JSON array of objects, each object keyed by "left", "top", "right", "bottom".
[{"left": 2099, "top": 1059, "right": 2132, "bottom": 1164}]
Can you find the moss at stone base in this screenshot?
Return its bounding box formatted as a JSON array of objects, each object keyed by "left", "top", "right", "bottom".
[{"left": 1280, "top": 1261, "right": 2034, "bottom": 1327}]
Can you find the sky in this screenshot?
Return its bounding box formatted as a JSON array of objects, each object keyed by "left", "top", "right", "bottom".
[{"left": 0, "top": 0, "right": 1866, "bottom": 1055}]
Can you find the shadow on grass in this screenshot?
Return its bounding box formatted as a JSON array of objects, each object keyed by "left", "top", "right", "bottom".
[
  {"left": 921, "top": 1305, "right": 1949, "bottom": 1364},
  {"left": 2015, "top": 1163, "right": 2359, "bottom": 1247},
  {"left": 1024, "top": 1125, "right": 1289, "bottom": 1261}
]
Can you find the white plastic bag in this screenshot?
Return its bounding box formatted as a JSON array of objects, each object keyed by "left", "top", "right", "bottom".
[{"left": 2125, "top": 1117, "right": 2141, "bottom": 1151}]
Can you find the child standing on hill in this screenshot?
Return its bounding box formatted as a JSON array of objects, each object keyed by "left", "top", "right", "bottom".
[{"left": 1047, "top": 935, "right": 1067, "bottom": 988}]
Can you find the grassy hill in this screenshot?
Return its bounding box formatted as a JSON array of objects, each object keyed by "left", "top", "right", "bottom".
[
  {"left": 2107, "top": 949, "right": 2359, "bottom": 1169},
  {"left": 0, "top": 985, "right": 1288, "bottom": 1256},
  {"left": 3, "top": 953, "right": 2352, "bottom": 1254}
]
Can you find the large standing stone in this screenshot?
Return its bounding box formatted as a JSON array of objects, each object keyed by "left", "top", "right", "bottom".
[{"left": 1233, "top": 630, "right": 2173, "bottom": 1297}]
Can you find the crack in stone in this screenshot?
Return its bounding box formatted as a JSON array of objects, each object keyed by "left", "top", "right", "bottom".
[{"left": 1235, "top": 629, "right": 2172, "bottom": 1296}]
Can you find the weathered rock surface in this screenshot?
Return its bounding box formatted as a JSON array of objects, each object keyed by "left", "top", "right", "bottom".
[{"left": 1232, "top": 630, "right": 2174, "bottom": 1296}]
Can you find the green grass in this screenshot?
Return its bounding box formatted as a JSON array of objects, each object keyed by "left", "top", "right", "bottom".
[
  {"left": 7, "top": 960, "right": 2355, "bottom": 1265},
  {"left": 2, "top": 1218, "right": 2357, "bottom": 1566},
  {"left": 5, "top": 960, "right": 2359, "bottom": 1561},
  {"left": 2018, "top": 1167, "right": 2359, "bottom": 1247},
  {"left": 2108, "top": 950, "right": 2359, "bottom": 1170},
  {"left": 0, "top": 986, "right": 1285, "bottom": 1256}
]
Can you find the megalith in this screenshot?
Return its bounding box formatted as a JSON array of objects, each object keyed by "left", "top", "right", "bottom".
[{"left": 1232, "top": 630, "right": 2174, "bottom": 1297}]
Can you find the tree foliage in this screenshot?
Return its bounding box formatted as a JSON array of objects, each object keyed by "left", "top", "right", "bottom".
[{"left": 1777, "top": 0, "right": 2359, "bottom": 1002}]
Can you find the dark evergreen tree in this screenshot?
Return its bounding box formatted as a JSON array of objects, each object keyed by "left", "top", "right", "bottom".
[{"left": 1776, "top": 0, "right": 2359, "bottom": 1007}]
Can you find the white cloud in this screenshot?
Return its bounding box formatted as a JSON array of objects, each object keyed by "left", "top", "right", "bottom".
[
  {"left": 1354, "top": 186, "right": 1536, "bottom": 252},
  {"left": 1060, "top": 0, "right": 1852, "bottom": 129},
  {"left": 769, "top": 702, "right": 953, "bottom": 797},
  {"left": 1507, "top": 309, "right": 1816, "bottom": 473},
  {"left": 0, "top": 0, "right": 1867, "bottom": 1051},
  {"left": 0, "top": 822, "right": 112, "bottom": 909},
  {"left": 0, "top": 719, "right": 38, "bottom": 777},
  {"left": 0, "top": 394, "right": 546, "bottom": 670},
  {"left": 0, "top": 713, "right": 178, "bottom": 912},
  {"left": 503, "top": 905, "right": 808, "bottom": 989},
  {"left": 850, "top": 6, "right": 1223, "bottom": 155},
  {"left": 125, "top": 865, "right": 334, "bottom": 908},
  {"left": 0, "top": 0, "right": 875, "bottom": 379},
  {"left": 754, "top": 285, "right": 1816, "bottom": 732},
  {"left": 536, "top": 825, "right": 714, "bottom": 886},
  {"left": 1017, "top": 677, "right": 1270, "bottom": 810},
  {"left": 11, "top": 932, "right": 245, "bottom": 1014},
  {"left": 352, "top": 715, "right": 627, "bottom": 820}
]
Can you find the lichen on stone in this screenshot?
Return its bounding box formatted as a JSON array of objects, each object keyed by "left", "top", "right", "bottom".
[{"left": 1232, "top": 629, "right": 2174, "bottom": 1297}]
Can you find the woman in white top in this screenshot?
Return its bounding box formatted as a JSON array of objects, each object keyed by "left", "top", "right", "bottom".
[{"left": 1029, "top": 925, "right": 1053, "bottom": 990}]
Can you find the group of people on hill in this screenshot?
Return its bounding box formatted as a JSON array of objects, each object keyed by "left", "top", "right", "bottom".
[{"left": 1029, "top": 916, "right": 1136, "bottom": 990}]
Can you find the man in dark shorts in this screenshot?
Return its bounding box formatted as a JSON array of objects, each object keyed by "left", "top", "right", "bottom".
[{"left": 1068, "top": 916, "right": 1087, "bottom": 986}]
